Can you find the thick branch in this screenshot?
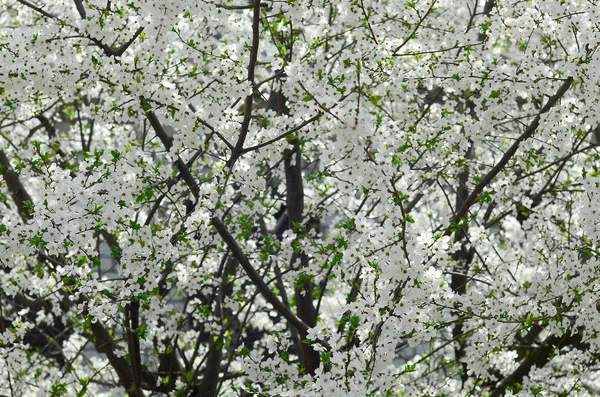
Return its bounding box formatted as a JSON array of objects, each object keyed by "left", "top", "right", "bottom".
[
  {"left": 114, "top": 27, "right": 144, "bottom": 57},
  {"left": 73, "top": 0, "right": 86, "bottom": 18},
  {"left": 86, "top": 27, "right": 144, "bottom": 58},
  {"left": 0, "top": 151, "right": 33, "bottom": 221},
  {"left": 126, "top": 301, "right": 144, "bottom": 397},
  {"left": 99, "top": 231, "right": 173, "bottom": 393},
  {"left": 489, "top": 332, "right": 576, "bottom": 397},
  {"left": 196, "top": 257, "right": 239, "bottom": 397},
  {"left": 450, "top": 144, "right": 474, "bottom": 384},
  {"left": 90, "top": 319, "right": 143, "bottom": 396},
  {"left": 214, "top": 2, "right": 269, "bottom": 9},
  {"left": 284, "top": 139, "right": 319, "bottom": 374}
]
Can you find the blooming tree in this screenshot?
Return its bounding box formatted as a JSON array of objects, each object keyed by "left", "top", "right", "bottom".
[{"left": 1, "top": 0, "right": 600, "bottom": 395}]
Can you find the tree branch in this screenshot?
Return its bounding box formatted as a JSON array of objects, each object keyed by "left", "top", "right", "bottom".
[
  {"left": 144, "top": 105, "right": 200, "bottom": 201},
  {"left": 17, "top": 0, "right": 141, "bottom": 58},
  {"left": 16, "top": 0, "right": 55, "bottom": 19},
  {"left": 90, "top": 319, "right": 144, "bottom": 397},
  {"left": 227, "top": 0, "right": 262, "bottom": 167},
  {"left": 448, "top": 76, "right": 573, "bottom": 230},
  {"left": 0, "top": 151, "right": 33, "bottom": 221},
  {"left": 114, "top": 27, "right": 144, "bottom": 57},
  {"left": 284, "top": 139, "right": 320, "bottom": 374},
  {"left": 240, "top": 112, "right": 323, "bottom": 154},
  {"left": 214, "top": 2, "right": 269, "bottom": 9},
  {"left": 211, "top": 217, "right": 311, "bottom": 336},
  {"left": 196, "top": 256, "right": 239, "bottom": 397},
  {"left": 489, "top": 332, "right": 576, "bottom": 397},
  {"left": 126, "top": 300, "right": 144, "bottom": 397},
  {"left": 73, "top": 0, "right": 86, "bottom": 19}
]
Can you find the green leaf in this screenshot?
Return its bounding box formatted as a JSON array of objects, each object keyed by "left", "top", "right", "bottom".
[
  {"left": 136, "top": 293, "right": 149, "bottom": 302},
  {"left": 477, "top": 191, "right": 493, "bottom": 203},
  {"left": 449, "top": 219, "right": 467, "bottom": 233},
  {"left": 111, "top": 150, "right": 121, "bottom": 161},
  {"left": 29, "top": 234, "right": 48, "bottom": 248},
  {"left": 51, "top": 383, "right": 68, "bottom": 396},
  {"left": 481, "top": 20, "right": 492, "bottom": 34},
  {"left": 137, "top": 325, "right": 148, "bottom": 340},
  {"left": 110, "top": 245, "right": 122, "bottom": 260},
  {"left": 136, "top": 187, "right": 154, "bottom": 203},
  {"left": 349, "top": 315, "right": 360, "bottom": 329},
  {"left": 23, "top": 200, "right": 34, "bottom": 215},
  {"left": 239, "top": 346, "right": 250, "bottom": 356},
  {"left": 369, "top": 95, "right": 383, "bottom": 106}
]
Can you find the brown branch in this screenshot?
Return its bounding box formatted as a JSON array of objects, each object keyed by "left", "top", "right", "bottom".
[
  {"left": 214, "top": 2, "right": 269, "bottom": 9},
  {"left": 144, "top": 105, "right": 200, "bottom": 201},
  {"left": 391, "top": 0, "right": 438, "bottom": 56},
  {"left": 89, "top": 318, "right": 145, "bottom": 396},
  {"left": 18, "top": 0, "right": 141, "bottom": 58},
  {"left": 337, "top": 267, "right": 362, "bottom": 335},
  {"left": 489, "top": 332, "right": 576, "bottom": 397},
  {"left": 211, "top": 217, "right": 311, "bottom": 336},
  {"left": 99, "top": 231, "right": 174, "bottom": 393},
  {"left": 197, "top": 256, "right": 239, "bottom": 397},
  {"left": 240, "top": 112, "right": 323, "bottom": 154},
  {"left": 87, "top": 27, "right": 144, "bottom": 58},
  {"left": 73, "top": 0, "right": 86, "bottom": 18},
  {"left": 284, "top": 139, "right": 320, "bottom": 374},
  {"left": 16, "top": 0, "right": 55, "bottom": 18},
  {"left": 114, "top": 27, "right": 144, "bottom": 57},
  {"left": 126, "top": 300, "right": 144, "bottom": 397},
  {"left": 227, "top": 0, "right": 262, "bottom": 168},
  {"left": 0, "top": 151, "right": 33, "bottom": 221},
  {"left": 450, "top": 144, "right": 474, "bottom": 384},
  {"left": 447, "top": 77, "right": 574, "bottom": 230}
]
